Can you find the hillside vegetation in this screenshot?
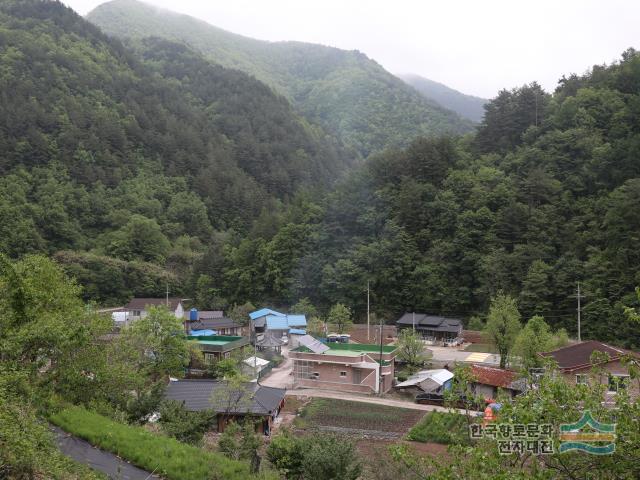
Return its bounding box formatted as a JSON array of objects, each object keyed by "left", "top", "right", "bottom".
[
  {"left": 215, "top": 50, "right": 640, "bottom": 349},
  {"left": 399, "top": 73, "right": 488, "bottom": 123},
  {"left": 0, "top": 0, "right": 349, "bottom": 304},
  {"left": 87, "top": 0, "right": 474, "bottom": 157}
]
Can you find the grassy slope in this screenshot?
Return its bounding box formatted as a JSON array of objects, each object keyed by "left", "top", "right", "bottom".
[
  {"left": 399, "top": 73, "right": 488, "bottom": 123},
  {"left": 50, "top": 406, "right": 272, "bottom": 480},
  {"left": 87, "top": 0, "right": 474, "bottom": 157}
]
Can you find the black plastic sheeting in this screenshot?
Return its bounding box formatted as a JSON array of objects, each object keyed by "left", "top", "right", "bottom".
[{"left": 52, "top": 426, "right": 162, "bottom": 480}]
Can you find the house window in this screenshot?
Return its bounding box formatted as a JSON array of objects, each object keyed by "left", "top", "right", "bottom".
[
  {"left": 133, "top": 310, "right": 141, "bottom": 316},
  {"left": 224, "top": 352, "right": 230, "bottom": 359},
  {"left": 575, "top": 374, "right": 588, "bottom": 385},
  {"left": 340, "top": 371, "right": 347, "bottom": 378},
  {"left": 204, "top": 353, "right": 216, "bottom": 364},
  {"left": 608, "top": 375, "right": 629, "bottom": 392}
]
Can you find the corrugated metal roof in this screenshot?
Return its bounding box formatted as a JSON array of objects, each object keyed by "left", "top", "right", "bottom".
[
  {"left": 286, "top": 315, "right": 307, "bottom": 327},
  {"left": 266, "top": 315, "right": 289, "bottom": 330},
  {"left": 243, "top": 356, "right": 270, "bottom": 368},
  {"left": 396, "top": 369, "right": 453, "bottom": 388},
  {"left": 298, "top": 335, "right": 330, "bottom": 354},
  {"left": 189, "top": 329, "right": 217, "bottom": 336},
  {"left": 250, "top": 308, "right": 285, "bottom": 320},
  {"left": 289, "top": 328, "right": 306, "bottom": 335}
]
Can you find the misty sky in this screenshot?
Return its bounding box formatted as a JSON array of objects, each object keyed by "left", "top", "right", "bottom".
[{"left": 63, "top": 0, "right": 639, "bottom": 99}]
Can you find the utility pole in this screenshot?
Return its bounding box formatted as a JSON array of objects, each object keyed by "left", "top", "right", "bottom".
[
  {"left": 570, "top": 283, "right": 586, "bottom": 342},
  {"left": 367, "top": 281, "right": 370, "bottom": 342},
  {"left": 378, "top": 320, "right": 384, "bottom": 396},
  {"left": 412, "top": 311, "right": 415, "bottom": 333},
  {"left": 165, "top": 280, "right": 169, "bottom": 307}
]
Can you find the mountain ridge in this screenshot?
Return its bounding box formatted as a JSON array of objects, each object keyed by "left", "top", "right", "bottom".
[
  {"left": 399, "top": 73, "right": 488, "bottom": 123},
  {"left": 86, "top": 0, "right": 474, "bottom": 157}
]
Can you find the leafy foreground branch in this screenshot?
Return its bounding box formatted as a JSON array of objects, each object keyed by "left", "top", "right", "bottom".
[{"left": 50, "top": 406, "right": 277, "bottom": 480}]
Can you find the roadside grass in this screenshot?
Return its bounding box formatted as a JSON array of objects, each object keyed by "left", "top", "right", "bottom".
[
  {"left": 406, "top": 411, "right": 471, "bottom": 445},
  {"left": 50, "top": 406, "right": 275, "bottom": 480},
  {"left": 296, "top": 398, "right": 423, "bottom": 433},
  {"left": 464, "top": 343, "right": 498, "bottom": 353}
]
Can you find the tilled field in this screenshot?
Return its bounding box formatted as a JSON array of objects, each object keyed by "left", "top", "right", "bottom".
[{"left": 296, "top": 398, "right": 425, "bottom": 436}]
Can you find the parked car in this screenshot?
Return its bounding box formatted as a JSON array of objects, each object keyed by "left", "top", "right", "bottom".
[{"left": 416, "top": 392, "right": 481, "bottom": 409}]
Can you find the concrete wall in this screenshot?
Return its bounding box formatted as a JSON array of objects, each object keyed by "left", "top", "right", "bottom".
[{"left": 290, "top": 351, "right": 395, "bottom": 394}]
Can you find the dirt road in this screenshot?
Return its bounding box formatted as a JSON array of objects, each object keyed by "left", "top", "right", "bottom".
[{"left": 286, "top": 388, "right": 480, "bottom": 415}]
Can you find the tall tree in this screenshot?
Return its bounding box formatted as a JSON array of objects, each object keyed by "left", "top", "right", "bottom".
[
  {"left": 484, "top": 292, "right": 522, "bottom": 368},
  {"left": 327, "top": 303, "right": 353, "bottom": 334}
]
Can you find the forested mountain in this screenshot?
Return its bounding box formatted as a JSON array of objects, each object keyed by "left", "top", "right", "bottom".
[
  {"left": 212, "top": 50, "right": 640, "bottom": 349},
  {"left": 399, "top": 73, "right": 488, "bottom": 123},
  {"left": 86, "top": 0, "right": 474, "bottom": 157},
  {"left": 0, "top": 0, "right": 349, "bottom": 303}
]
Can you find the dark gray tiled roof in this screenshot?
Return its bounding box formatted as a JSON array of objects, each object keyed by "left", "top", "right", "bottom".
[
  {"left": 396, "top": 313, "right": 462, "bottom": 332},
  {"left": 125, "top": 297, "right": 183, "bottom": 311},
  {"left": 188, "top": 317, "right": 239, "bottom": 330},
  {"left": 164, "top": 380, "right": 285, "bottom": 415}
]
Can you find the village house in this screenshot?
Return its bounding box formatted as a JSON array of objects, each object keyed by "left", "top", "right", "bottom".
[
  {"left": 188, "top": 335, "right": 250, "bottom": 364},
  {"left": 469, "top": 364, "right": 526, "bottom": 400},
  {"left": 395, "top": 313, "right": 463, "bottom": 345},
  {"left": 164, "top": 379, "right": 286, "bottom": 435},
  {"left": 249, "top": 308, "right": 307, "bottom": 343},
  {"left": 289, "top": 335, "right": 398, "bottom": 394},
  {"left": 184, "top": 308, "right": 244, "bottom": 336},
  {"left": 539, "top": 341, "right": 640, "bottom": 402},
  {"left": 396, "top": 369, "right": 454, "bottom": 395},
  {"left": 123, "top": 297, "right": 185, "bottom": 324}
]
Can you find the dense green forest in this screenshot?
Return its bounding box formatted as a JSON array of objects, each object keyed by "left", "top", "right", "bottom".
[
  {"left": 1, "top": 0, "right": 640, "bottom": 350},
  {"left": 212, "top": 52, "right": 640, "bottom": 349},
  {"left": 399, "top": 73, "right": 488, "bottom": 123},
  {"left": 87, "top": 0, "right": 473, "bottom": 157},
  {"left": 0, "top": 0, "right": 350, "bottom": 304}
]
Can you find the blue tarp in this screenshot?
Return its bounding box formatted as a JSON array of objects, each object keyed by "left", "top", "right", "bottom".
[
  {"left": 289, "top": 328, "right": 306, "bottom": 335},
  {"left": 249, "top": 308, "right": 285, "bottom": 320},
  {"left": 189, "top": 329, "right": 217, "bottom": 336}
]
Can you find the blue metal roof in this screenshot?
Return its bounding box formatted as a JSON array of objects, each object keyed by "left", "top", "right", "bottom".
[
  {"left": 289, "top": 328, "right": 306, "bottom": 335},
  {"left": 249, "top": 308, "right": 285, "bottom": 320},
  {"left": 287, "top": 314, "right": 307, "bottom": 327},
  {"left": 189, "top": 329, "right": 217, "bottom": 336},
  {"left": 266, "top": 315, "right": 290, "bottom": 330}
]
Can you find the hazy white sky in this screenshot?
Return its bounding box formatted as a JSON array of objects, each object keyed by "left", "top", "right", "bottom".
[{"left": 63, "top": 0, "right": 640, "bottom": 98}]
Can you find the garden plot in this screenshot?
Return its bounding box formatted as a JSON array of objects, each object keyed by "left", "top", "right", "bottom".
[{"left": 295, "top": 398, "right": 424, "bottom": 438}]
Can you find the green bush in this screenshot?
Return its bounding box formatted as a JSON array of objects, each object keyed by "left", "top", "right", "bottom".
[
  {"left": 50, "top": 406, "right": 275, "bottom": 480},
  {"left": 406, "top": 411, "right": 471, "bottom": 445}
]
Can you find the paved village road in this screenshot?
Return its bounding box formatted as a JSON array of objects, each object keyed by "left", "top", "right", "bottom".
[
  {"left": 259, "top": 347, "right": 294, "bottom": 389},
  {"left": 52, "top": 426, "right": 161, "bottom": 480},
  {"left": 428, "top": 346, "right": 501, "bottom": 366},
  {"left": 286, "top": 389, "right": 481, "bottom": 415}
]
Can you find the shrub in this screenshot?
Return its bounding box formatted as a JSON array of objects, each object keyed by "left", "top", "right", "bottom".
[{"left": 158, "top": 400, "right": 214, "bottom": 445}]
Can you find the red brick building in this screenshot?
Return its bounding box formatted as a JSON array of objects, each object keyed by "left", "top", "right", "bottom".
[{"left": 290, "top": 342, "right": 397, "bottom": 394}]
